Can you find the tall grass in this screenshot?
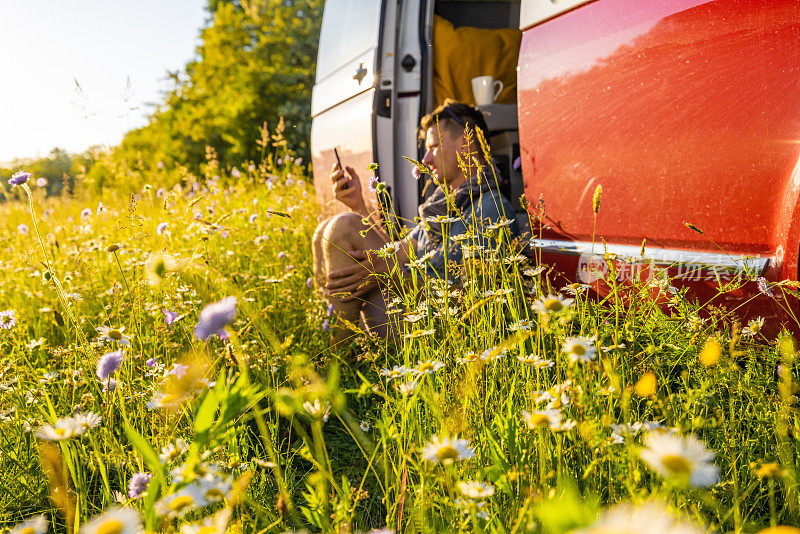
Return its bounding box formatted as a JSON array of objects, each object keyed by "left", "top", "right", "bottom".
[{"left": 1, "top": 129, "right": 799, "bottom": 533}]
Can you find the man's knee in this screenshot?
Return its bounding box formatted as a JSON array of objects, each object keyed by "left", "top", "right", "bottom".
[{"left": 322, "top": 212, "right": 366, "bottom": 245}]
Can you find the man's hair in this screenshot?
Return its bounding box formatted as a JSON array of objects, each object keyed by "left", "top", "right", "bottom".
[{"left": 419, "top": 99, "right": 491, "bottom": 143}]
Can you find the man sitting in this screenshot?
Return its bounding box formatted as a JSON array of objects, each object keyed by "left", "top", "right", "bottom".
[{"left": 312, "top": 100, "right": 518, "bottom": 346}]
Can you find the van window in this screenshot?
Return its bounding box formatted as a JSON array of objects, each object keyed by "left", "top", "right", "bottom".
[{"left": 316, "top": 0, "right": 382, "bottom": 82}]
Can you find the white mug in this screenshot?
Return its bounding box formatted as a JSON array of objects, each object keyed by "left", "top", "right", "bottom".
[{"left": 471, "top": 75, "right": 504, "bottom": 106}]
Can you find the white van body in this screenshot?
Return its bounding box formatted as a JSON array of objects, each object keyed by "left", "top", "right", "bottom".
[{"left": 310, "top": 0, "right": 525, "bottom": 227}]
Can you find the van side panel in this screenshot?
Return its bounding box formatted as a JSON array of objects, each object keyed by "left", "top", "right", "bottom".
[
  {"left": 311, "top": 90, "right": 378, "bottom": 215},
  {"left": 518, "top": 0, "right": 800, "bottom": 274}
]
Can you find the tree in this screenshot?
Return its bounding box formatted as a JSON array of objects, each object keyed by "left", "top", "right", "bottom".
[{"left": 113, "top": 0, "right": 323, "bottom": 179}]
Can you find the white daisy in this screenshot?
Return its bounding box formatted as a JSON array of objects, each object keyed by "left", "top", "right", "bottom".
[
  {"left": 570, "top": 501, "right": 707, "bottom": 534},
  {"left": 413, "top": 360, "right": 445, "bottom": 376},
  {"left": 79, "top": 507, "right": 142, "bottom": 534},
  {"left": 96, "top": 326, "right": 132, "bottom": 346},
  {"left": 180, "top": 508, "right": 231, "bottom": 534},
  {"left": 159, "top": 439, "right": 189, "bottom": 462},
  {"left": 742, "top": 316, "right": 765, "bottom": 337},
  {"left": 639, "top": 431, "right": 719, "bottom": 487},
  {"left": 155, "top": 484, "right": 210, "bottom": 517},
  {"left": 379, "top": 365, "right": 412, "bottom": 382},
  {"left": 532, "top": 294, "right": 574, "bottom": 315},
  {"left": 562, "top": 336, "right": 597, "bottom": 363},
  {"left": 421, "top": 435, "right": 475, "bottom": 464},
  {"left": 73, "top": 411, "right": 102, "bottom": 430},
  {"left": 458, "top": 480, "right": 495, "bottom": 499},
  {"left": 521, "top": 409, "right": 562, "bottom": 430},
  {"left": 35, "top": 417, "right": 87, "bottom": 440},
  {"left": 10, "top": 515, "right": 48, "bottom": 534},
  {"left": 397, "top": 381, "right": 419, "bottom": 397}
]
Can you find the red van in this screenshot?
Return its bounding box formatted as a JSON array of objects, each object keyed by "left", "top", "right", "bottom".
[{"left": 311, "top": 0, "right": 800, "bottom": 328}]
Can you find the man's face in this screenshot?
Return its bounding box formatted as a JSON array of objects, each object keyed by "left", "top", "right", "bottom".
[{"left": 422, "top": 125, "right": 465, "bottom": 188}]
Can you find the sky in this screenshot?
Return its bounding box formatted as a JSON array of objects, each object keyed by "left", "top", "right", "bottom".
[{"left": 0, "top": 1, "right": 208, "bottom": 164}]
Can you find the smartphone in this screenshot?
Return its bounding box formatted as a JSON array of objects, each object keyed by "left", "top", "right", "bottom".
[{"left": 334, "top": 147, "right": 348, "bottom": 190}]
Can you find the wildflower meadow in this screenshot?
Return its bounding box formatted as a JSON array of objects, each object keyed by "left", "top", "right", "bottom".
[{"left": 3, "top": 130, "right": 800, "bottom": 534}]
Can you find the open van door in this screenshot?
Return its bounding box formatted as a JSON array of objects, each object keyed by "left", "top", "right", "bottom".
[{"left": 311, "top": 0, "right": 407, "bottom": 218}]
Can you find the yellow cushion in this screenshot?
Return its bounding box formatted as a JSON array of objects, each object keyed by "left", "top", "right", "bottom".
[{"left": 433, "top": 15, "right": 521, "bottom": 107}]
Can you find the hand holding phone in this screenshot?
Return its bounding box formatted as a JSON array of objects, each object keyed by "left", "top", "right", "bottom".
[{"left": 334, "top": 148, "right": 348, "bottom": 190}]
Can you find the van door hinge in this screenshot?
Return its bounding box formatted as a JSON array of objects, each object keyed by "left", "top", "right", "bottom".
[{"left": 377, "top": 89, "right": 392, "bottom": 118}]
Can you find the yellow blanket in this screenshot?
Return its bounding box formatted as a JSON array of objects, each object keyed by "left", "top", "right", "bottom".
[{"left": 433, "top": 15, "right": 522, "bottom": 107}]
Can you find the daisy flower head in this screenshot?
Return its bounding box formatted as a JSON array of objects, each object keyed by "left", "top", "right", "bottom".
[
  {"left": 10, "top": 515, "right": 48, "bottom": 534},
  {"left": 532, "top": 293, "right": 574, "bottom": 315},
  {"left": 639, "top": 431, "right": 719, "bottom": 487},
  {"left": 397, "top": 380, "right": 420, "bottom": 397},
  {"left": 458, "top": 480, "right": 495, "bottom": 499},
  {"left": 379, "top": 365, "right": 411, "bottom": 382},
  {"left": 73, "top": 411, "right": 102, "bottom": 431},
  {"left": 421, "top": 435, "right": 475, "bottom": 464},
  {"left": 194, "top": 296, "right": 237, "bottom": 340},
  {"left": 155, "top": 485, "right": 209, "bottom": 518},
  {"left": 96, "top": 349, "right": 125, "bottom": 379},
  {"left": 128, "top": 471, "right": 152, "bottom": 499},
  {"left": 522, "top": 409, "right": 562, "bottom": 430},
  {"left": 159, "top": 439, "right": 189, "bottom": 462},
  {"left": 562, "top": 336, "right": 597, "bottom": 363},
  {"left": 413, "top": 359, "right": 445, "bottom": 376},
  {"left": 9, "top": 171, "right": 30, "bottom": 186},
  {"left": 0, "top": 309, "right": 17, "bottom": 330},
  {"left": 81, "top": 208, "right": 92, "bottom": 220},
  {"left": 570, "top": 501, "right": 707, "bottom": 534},
  {"left": 97, "top": 326, "right": 131, "bottom": 346},
  {"left": 35, "top": 416, "right": 87, "bottom": 440},
  {"left": 742, "top": 316, "right": 765, "bottom": 337},
  {"left": 36, "top": 177, "right": 47, "bottom": 187},
  {"left": 179, "top": 508, "right": 231, "bottom": 534},
  {"left": 17, "top": 224, "right": 29, "bottom": 235},
  {"left": 156, "top": 222, "right": 169, "bottom": 236}
]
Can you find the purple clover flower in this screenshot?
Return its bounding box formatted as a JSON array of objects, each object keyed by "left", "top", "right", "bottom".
[
  {"left": 9, "top": 171, "right": 30, "bottom": 186},
  {"left": 326, "top": 304, "right": 335, "bottom": 317},
  {"left": 96, "top": 350, "right": 125, "bottom": 379},
  {"left": 128, "top": 472, "right": 151, "bottom": 499},
  {"left": 306, "top": 277, "right": 313, "bottom": 288},
  {"left": 163, "top": 309, "right": 179, "bottom": 328},
  {"left": 322, "top": 319, "right": 330, "bottom": 331},
  {"left": 103, "top": 378, "right": 117, "bottom": 392},
  {"left": 194, "top": 296, "right": 237, "bottom": 340},
  {"left": 146, "top": 357, "right": 158, "bottom": 367}
]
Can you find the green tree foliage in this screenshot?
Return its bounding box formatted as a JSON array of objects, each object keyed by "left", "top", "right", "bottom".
[
  {"left": 113, "top": 0, "right": 323, "bottom": 180},
  {"left": 0, "top": 147, "right": 104, "bottom": 200}
]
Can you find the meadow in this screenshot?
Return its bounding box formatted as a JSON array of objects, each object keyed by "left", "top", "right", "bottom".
[{"left": 2, "top": 132, "right": 800, "bottom": 534}]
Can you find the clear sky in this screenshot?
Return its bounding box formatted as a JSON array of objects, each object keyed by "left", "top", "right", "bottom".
[{"left": 0, "top": 1, "right": 208, "bottom": 164}]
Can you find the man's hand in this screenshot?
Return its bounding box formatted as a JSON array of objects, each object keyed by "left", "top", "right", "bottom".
[
  {"left": 326, "top": 250, "right": 382, "bottom": 301},
  {"left": 331, "top": 163, "right": 366, "bottom": 214}
]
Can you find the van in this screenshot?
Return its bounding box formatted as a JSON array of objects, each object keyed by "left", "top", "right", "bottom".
[{"left": 311, "top": 0, "right": 800, "bottom": 328}]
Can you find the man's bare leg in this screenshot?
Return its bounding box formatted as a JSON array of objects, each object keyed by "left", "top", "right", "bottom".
[
  {"left": 318, "top": 212, "right": 388, "bottom": 347},
  {"left": 312, "top": 216, "right": 335, "bottom": 290}
]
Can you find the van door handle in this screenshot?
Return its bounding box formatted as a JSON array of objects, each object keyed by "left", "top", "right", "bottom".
[{"left": 353, "top": 63, "right": 367, "bottom": 84}]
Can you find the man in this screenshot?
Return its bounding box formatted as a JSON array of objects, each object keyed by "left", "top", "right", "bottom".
[{"left": 312, "top": 100, "right": 518, "bottom": 346}]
